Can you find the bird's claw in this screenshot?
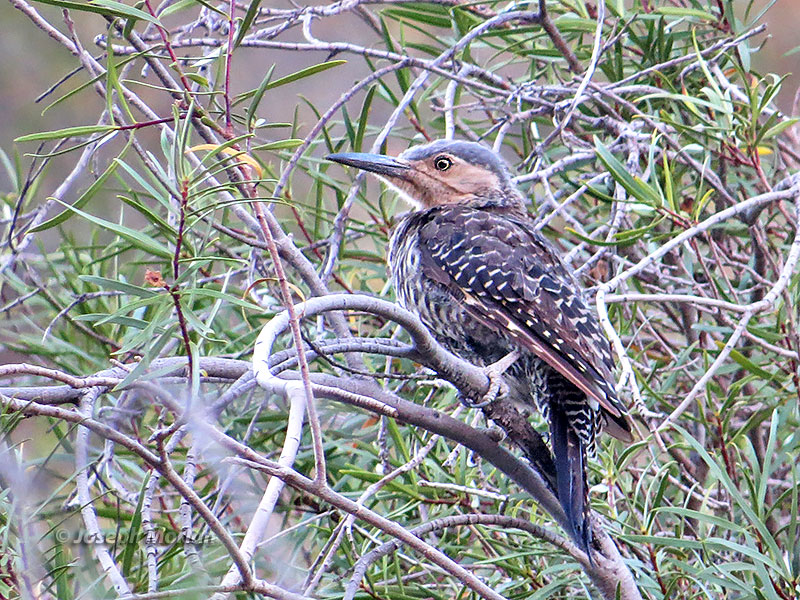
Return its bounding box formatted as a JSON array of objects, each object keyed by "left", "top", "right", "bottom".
[
  {"left": 637, "top": 406, "right": 666, "bottom": 420},
  {"left": 458, "top": 350, "right": 520, "bottom": 409}
]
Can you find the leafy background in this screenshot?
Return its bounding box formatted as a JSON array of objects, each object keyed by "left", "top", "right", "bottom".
[{"left": 1, "top": 0, "right": 800, "bottom": 599}]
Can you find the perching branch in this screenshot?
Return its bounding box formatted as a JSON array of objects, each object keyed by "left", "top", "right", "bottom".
[{"left": 252, "top": 293, "right": 642, "bottom": 599}]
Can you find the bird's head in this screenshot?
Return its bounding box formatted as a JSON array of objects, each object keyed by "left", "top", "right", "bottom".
[{"left": 327, "top": 139, "right": 523, "bottom": 210}]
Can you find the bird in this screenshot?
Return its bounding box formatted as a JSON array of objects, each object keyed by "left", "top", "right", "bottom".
[{"left": 327, "top": 139, "right": 633, "bottom": 557}]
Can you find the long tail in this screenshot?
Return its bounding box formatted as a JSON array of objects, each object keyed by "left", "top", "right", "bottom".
[{"left": 550, "top": 406, "right": 592, "bottom": 561}]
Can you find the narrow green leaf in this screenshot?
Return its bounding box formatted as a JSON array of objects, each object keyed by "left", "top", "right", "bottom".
[
  {"left": 246, "top": 64, "right": 276, "bottom": 128},
  {"left": 756, "top": 414, "right": 780, "bottom": 512},
  {"left": 119, "top": 195, "right": 177, "bottom": 241},
  {"left": 341, "top": 105, "right": 356, "bottom": 147},
  {"left": 654, "top": 507, "right": 747, "bottom": 534},
  {"left": 15, "top": 125, "right": 116, "bottom": 143},
  {"left": 29, "top": 157, "right": 119, "bottom": 232},
  {"left": 760, "top": 118, "right": 799, "bottom": 141},
  {"left": 386, "top": 417, "right": 410, "bottom": 463},
  {"left": 384, "top": 7, "right": 452, "bottom": 28},
  {"left": 655, "top": 6, "right": 716, "bottom": 21},
  {"left": 674, "top": 425, "right": 787, "bottom": 574},
  {"left": 745, "top": 325, "right": 784, "bottom": 343},
  {"left": 106, "top": 38, "right": 118, "bottom": 125},
  {"left": 551, "top": 16, "right": 598, "bottom": 32},
  {"left": 52, "top": 200, "right": 173, "bottom": 259},
  {"left": 251, "top": 139, "right": 304, "bottom": 151},
  {"left": 95, "top": 295, "right": 166, "bottom": 325},
  {"left": 114, "top": 157, "right": 177, "bottom": 206},
  {"left": 79, "top": 275, "right": 158, "bottom": 298},
  {"left": 714, "top": 341, "right": 784, "bottom": 381},
  {"left": 340, "top": 469, "right": 425, "bottom": 499},
  {"left": 159, "top": 0, "right": 200, "bottom": 18},
  {"left": 267, "top": 61, "right": 347, "bottom": 90},
  {"left": 73, "top": 313, "right": 151, "bottom": 329},
  {"left": 662, "top": 153, "right": 676, "bottom": 212},
  {"left": 355, "top": 85, "right": 377, "bottom": 152},
  {"left": 692, "top": 189, "right": 715, "bottom": 221},
  {"left": 614, "top": 216, "right": 666, "bottom": 243},
  {"left": 185, "top": 73, "right": 210, "bottom": 87},
  {"left": 565, "top": 228, "right": 622, "bottom": 247},
  {"left": 51, "top": 538, "right": 72, "bottom": 600},
  {"left": 89, "top": 0, "right": 161, "bottom": 25},
  {"left": 594, "top": 138, "right": 662, "bottom": 206},
  {"left": 186, "top": 288, "right": 261, "bottom": 311},
  {"left": 121, "top": 473, "right": 149, "bottom": 577},
  {"left": 235, "top": 0, "right": 262, "bottom": 47},
  {"left": 115, "top": 327, "right": 176, "bottom": 389},
  {"left": 31, "top": 0, "right": 146, "bottom": 18}
]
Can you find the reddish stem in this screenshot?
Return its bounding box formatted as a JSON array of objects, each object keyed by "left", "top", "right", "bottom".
[
  {"left": 224, "top": 0, "right": 236, "bottom": 133},
  {"left": 142, "top": 0, "right": 194, "bottom": 96},
  {"left": 166, "top": 177, "right": 193, "bottom": 379},
  {"left": 173, "top": 177, "right": 189, "bottom": 281},
  {"left": 715, "top": 413, "right": 736, "bottom": 483},
  {"left": 647, "top": 544, "right": 667, "bottom": 595},
  {"left": 166, "top": 285, "right": 194, "bottom": 382},
  {"left": 114, "top": 115, "right": 180, "bottom": 131}
]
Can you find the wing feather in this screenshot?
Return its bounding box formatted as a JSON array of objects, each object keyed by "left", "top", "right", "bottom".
[{"left": 418, "top": 207, "right": 632, "bottom": 438}]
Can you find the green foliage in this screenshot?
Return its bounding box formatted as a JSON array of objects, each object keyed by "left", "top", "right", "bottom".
[{"left": 1, "top": 0, "right": 800, "bottom": 599}]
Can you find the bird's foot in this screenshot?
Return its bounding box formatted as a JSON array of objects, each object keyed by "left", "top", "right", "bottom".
[
  {"left": 638, "top": 406, "right": 665, "bottom": 420},
  {"left": 459, "top": 350, "right": 520, "bottom": 409}
]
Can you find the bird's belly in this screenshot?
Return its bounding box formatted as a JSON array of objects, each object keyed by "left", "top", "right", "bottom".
[
  {"left": 400, "top": 280, "right": 484, "bottom": 357},
  {"left": 394, "top": 262, "right": 552, "bottom": 388},
  {"left": 391, "top": 254, "right": 515, "bottom": 365}
]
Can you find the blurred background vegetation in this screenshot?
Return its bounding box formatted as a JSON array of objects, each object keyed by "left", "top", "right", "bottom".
[{"left": 1, "top": 0, "right": 800, "bottom": 599}]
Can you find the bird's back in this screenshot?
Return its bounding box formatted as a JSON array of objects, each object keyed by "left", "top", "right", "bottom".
[
  {"left": 388, "top": 203, "right": 633, "bottom": 551},
  {"left": 389, "top": 204, "right": 630, "bottom": 437}
]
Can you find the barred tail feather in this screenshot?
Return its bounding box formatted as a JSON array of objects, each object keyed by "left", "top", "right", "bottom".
[{"left": 550, "top": 406, "right": 592, "bottom": 562}]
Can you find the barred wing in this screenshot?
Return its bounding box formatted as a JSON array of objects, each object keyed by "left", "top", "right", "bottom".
[{"left": 416, "top": 207, "right": 632, "bottom": 440}]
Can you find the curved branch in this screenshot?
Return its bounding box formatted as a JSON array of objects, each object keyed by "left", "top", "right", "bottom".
[
  {"left": 227, "top": 455, "right": 509, "bottom": 600},
  {"left": 213, "top": 375, "right": 308, "bottom": 599},
  {"left": 253, "top": 294, "right": 491, "bottom": 396},
  {"left": 251, "top": 293, "right": 642, "bottom": 598},
  {"left": 346, "top": 512, "right": 580, "bottom": 599},
  {"left": 0, "top": 393, "right": 256, "bottom": 590}
]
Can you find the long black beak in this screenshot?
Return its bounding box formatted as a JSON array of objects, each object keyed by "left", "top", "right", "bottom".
[{"left": 326, "top": 152, "right": 410, "bottom": 178}]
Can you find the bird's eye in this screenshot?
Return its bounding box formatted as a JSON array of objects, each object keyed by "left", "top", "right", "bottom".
[{"left": 433, "top": 156, "right": 453, "bottom": 171}]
